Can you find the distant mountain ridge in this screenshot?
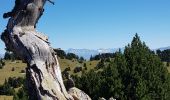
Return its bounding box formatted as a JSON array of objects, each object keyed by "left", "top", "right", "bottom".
[
  {"left": 156, "top": 46, "right": 170, "bottom": 51},
  {"left": 65, "top": 46, "right": 170, "bottom": 60},
  {"left": 65, "top": 48, "right": 123, "bottom": 60}
]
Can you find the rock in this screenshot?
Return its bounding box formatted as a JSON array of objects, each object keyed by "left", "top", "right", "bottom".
[
  {"left": 109, "top": 97, "right": 116, "bottom": 100},
  {"left": 98, "top": 97, "right": 106, "bottom": 100},
  {"left": 68, "top": 87, "right": 92, "bottom": 100}
]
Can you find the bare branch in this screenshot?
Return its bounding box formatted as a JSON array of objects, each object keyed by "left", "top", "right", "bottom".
[{"left": 47, "top": 0, "right": 55, "bottom": 5}]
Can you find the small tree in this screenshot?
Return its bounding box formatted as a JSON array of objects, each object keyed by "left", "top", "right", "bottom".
[
  {"left": 167, "top": 62, "right": 169, "bottom": 67},
  {"left": 96, "top": 59, "right": 105, "bottom": 69},
  {"left": 0, "top": 79, "right": 15, "bottom": 95},
  {"left": 79, "top": 57, "right": 85, "bottom": 63},
  {"left": 20, "top": 70, "right": 26, "bottom": 73},
  {"left": 74, "top": 67, "right": 82, "bottom": 73},
  {"left": 90, "top": 55, "right": 93, "bottom": 61},
  {"left": 0, "top": 59, "right": 5, "bottom": 69},
  {"left": 83, "top": 63, "right": 87, "bottom": 70},
  {"left": 83, "top": 63, "right": 87, "bottom": 68},
  {"left": 11, "top": 67, "right": 15, "bottom": 71}
]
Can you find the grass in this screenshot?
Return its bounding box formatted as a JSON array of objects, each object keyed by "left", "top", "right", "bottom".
[
  {"left": 0, "top": 95, "right": 13, "bottom": 100},
  {"left": 166, "top": 63, "right": 170, "bottom": 73},
  {"left": 0, "top": 59, "right": 99, "bottom": 84},
  {"left": 167, "top": 67, "right": 170, "bottom": 73},
  {"left": 59, "top": 58, "right": 82, "bottom": 72},
  {"left": 0, "top": 60, "right": 26, "bottom": 100},
  {"left": 58, "top": 58, "right": 99, "bottom": 76},
  {"left": 0, "top": 60, "right": 26, "bottom": 85},
  {"left": 0, "top": 60, "right": 169, "bottom": 85},
  {"left": 85, "top": 60, "right": 100, "bottom": 71},
  {"left": 0, "top": 59, "right": 169, "bottom": 99}
]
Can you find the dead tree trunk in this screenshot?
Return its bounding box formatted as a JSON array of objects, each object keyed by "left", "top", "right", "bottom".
[{"left": 1, "top": 0, "right": 74, "bottom": 99}]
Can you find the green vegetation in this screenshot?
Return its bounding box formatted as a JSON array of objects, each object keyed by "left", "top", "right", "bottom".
[
  {"left": 0, "top": 76, "right": 28, "bottom": 100},
  {"left": 0, "top": 57, "right": 27, "bottom": 99},
  {"left": 0, "top": 34, "right": 170, "bottom": 100},
  {"left": 156, "top": 49, "right": 170, "bottom": 63},
  {"left": 90, "top": 53, "right": 116, "bottom": 61},
  {"left": 0, "top": 59, "right": 5, "bottom": 69},
  {"left": 0, "top": 56, "right": 99, "bottom": 99},
  {"left": 54, "top": 48, "right": 86, "bottom": 63},
  {"left": 13, "top": 84, "right": 29, "bottom": 100},
  {"left": 0, "top": 60, "right": 26, "bottom": 85},
  {"left": 4, "top": 51, "right": 20, "bottom": 61},
  {"left": 73, "top": 34, "right": 170, "bottom": 100},
  {"left": 59, "top": 58, "right": 99, "bottom": 77},
  {"left": 54, "top": 48, "right": 80, "bottom": 60},
  {"left": 54, "top": 49, "right": 66, "bottom": 59},
  {"left": 0, "top": 79, "right": 15, "bottom": 96}
]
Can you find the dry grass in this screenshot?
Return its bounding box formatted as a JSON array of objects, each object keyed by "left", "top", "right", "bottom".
[
  {"left": 59, "top": 58, "right": 82, "bottom": 72},
  {"left": 0, "top": 95, "right": 13, "bottom": 100},
  {"left": 0, "top": 60, "right": 26, "bottom": 85},
  {"left": 167, "top": 67, "right": 170, "bottom": 73},
  {"left": 58, "top": 58, "right": 99, "bottom": 75},
  {"left": 85, "top": 60, "right": 100, "bottom": 71},
  {"left": 0, "top": 59, "right": 99, "bottom": 85}
]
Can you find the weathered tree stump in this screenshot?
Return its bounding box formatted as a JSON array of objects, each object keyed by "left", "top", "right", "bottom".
[{"left": 1, "top": 0, "right": 73, "bottom": 99}]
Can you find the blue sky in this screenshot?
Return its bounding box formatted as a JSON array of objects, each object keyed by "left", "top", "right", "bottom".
[{"left": 0, "top": 0, "right": 170, "bottom": 53}]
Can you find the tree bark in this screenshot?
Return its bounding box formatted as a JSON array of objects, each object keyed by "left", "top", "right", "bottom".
[{"left": 1, "top": 0, "right": 73, "bottom": 99}]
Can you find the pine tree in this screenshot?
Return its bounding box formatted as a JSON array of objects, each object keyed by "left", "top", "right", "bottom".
[
  {"left": 167, "top": 62, "right": 169, "bottom": 67},
  {"left": 74, "top": 34, "right": 170, "bottom": 100},
  {"left": 90, "top": 55, "right": 93, "bottom": 61},
  {"left": 123, "top": 33, "right": 170, "bottom": 100}
]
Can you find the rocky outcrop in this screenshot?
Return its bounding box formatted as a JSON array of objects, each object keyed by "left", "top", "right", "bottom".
[
  {"left": 98, "top": 97, "right": 116, "bottom": 100},
  {"left": 109, "top": 97, "right": 116, "bottom": 100},
  {"left": 1, "top": 0, "right": 90, "bottom": 100},
  {"left": 68, "top": 87, "right": 92, "bottom": 100},
  {"left": 98, "top": 97, "right": 106, "bottom": 100}
]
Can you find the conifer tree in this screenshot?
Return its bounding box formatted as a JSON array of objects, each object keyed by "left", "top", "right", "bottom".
[{"left": 74, "top": 34, "right": 170, "bottom": 100}]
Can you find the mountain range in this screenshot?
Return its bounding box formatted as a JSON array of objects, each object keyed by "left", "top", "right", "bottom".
[
  {"left": 156, "top": 46, "right": 170, "bottom": 51},
  {"left": 65, "top": 48, "right": 124, "bottom": 60},
  {"left": 65, "top": 46, "right": 170, "bottom": 60}
]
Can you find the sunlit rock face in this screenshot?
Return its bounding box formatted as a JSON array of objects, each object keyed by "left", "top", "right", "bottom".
[{"left": 68, "top": 87, "right": 92, "bottom": 100}]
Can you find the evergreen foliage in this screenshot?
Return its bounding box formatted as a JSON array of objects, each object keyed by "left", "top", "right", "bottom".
[
  {"left": 0, "top": 77, "right": 28, "bottom": 100},
  {"left": 54, "top": 49, "right": 66, "bottom": 59},
  {"left": 90, "top": 53, "right": 116, "bottom": 61},
  {"left": 66, "top": 53, "right": 79, "bottom": 60},
  {"left": 13, "top": 86, "right": 29, "bottom": 100},
  {"left": 0, "top": 79, "right": 15, "bottom": 96},
  {"left": 74, "top": 34, "right": 170, "bottom": 100},
  {"left": 156, "top": 49, "right": 170, "bottom": 63},
  {"left": 4, "top": 51, "right": 20, "bottom": 61},
  {"left": 0, "top": 59, "right": 5, "bottom": 69}
]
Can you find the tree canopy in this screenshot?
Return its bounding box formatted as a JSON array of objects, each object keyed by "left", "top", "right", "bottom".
[{"left": 73, "top": 34, "right": 170, "bottom": 100}]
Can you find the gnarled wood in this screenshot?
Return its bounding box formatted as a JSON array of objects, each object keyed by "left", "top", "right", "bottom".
[{"left": 1, "top": 0, "right": 73, "bottom": 99}]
